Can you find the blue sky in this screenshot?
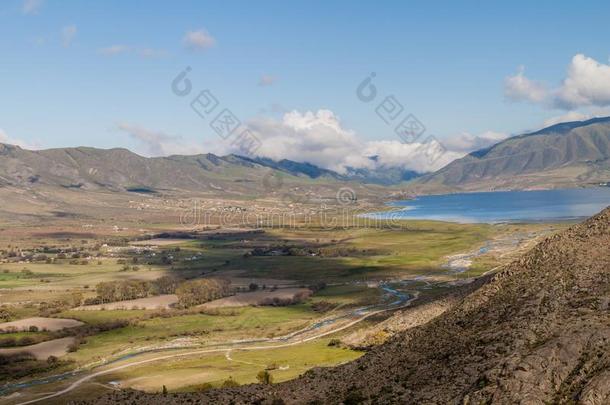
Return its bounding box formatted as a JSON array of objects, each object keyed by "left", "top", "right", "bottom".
[{"left": 2, "top": 0, "right": 610, "bottom": 171}]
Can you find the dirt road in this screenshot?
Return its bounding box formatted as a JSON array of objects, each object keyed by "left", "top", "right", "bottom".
[{"left": 13, "top": 293, "right": 417, "bottom": 405}]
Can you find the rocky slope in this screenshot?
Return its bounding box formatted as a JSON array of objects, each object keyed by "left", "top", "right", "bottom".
[
  {"left": 90, "top": 206, "right": 610, "bottom": 404},
  {"left": 415, "top": 117, "right": 610, "bottom": 191},
  {"left": 340, "top": 290, "right": 465, "bottom": 350}
]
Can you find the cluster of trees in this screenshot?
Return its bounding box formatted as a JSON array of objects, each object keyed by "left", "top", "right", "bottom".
[
  {"left": 257, "top": 369, "right": 273, "bottom": 384},
  {"left": 246, "top": 246, "right": 374, "bottom": 258},
  {"left": 0, "top": 320, "right": 131, "bottom": 379},
  {"left": 0, "top": 244, "right": 106, "bottom": 264},
  {"left": 176, "top": 278, "right": 230, "bottom": 307},
  {"left": 0, "top": 352, "right": 69, "bottom": 381},
  {"left": 260, "top": 290, "right": 312, "bottom": 307},
  {"left": 35, "top": 292, "right": 84, "bottom": 316},
  {"left": 91, "top": 276, "right": 179, "bottom": 304},
  {"left": 311, "top": 300, "right": 336, "bottom": 313},
  {"left": 0, "top": 306, "right": 14, "bottom": 322},
  {"left": 0, "top": 319, "right": 130, "bottom": 351},
  {"left": 0, "top": 334, "right": 44, "bottom": 348},
  {"left": 308, "top": 282, "right": 327, "bottom": 293},
  {"left": 289, "top": 247, "right": 375, "bottom": 257},
  {"left": 246, "top": 247, "right": 289, "bottom": 257},
  {"left": 93, "top": 280, "right": 150, "bottom": 303},
  {"left": 91, "top": 276, "right": 231, "bottom": 306}
]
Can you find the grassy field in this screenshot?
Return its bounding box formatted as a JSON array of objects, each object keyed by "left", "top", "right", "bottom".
[
  {"left": 58, "top": 309, "right": 150, "bottom": 324},
  {"left": 0, "top": 213, "right": 556, "bottom": 403},
  {"left": 99, "top": 338, "right": 362, "bottom": 392},
  {"left": 60, "top": 305, "right": 318, "bottom": 365},
  {"left": 219, "top": 222, "right": 493, "bottom": 281},
  {"left": 0, "top": 220, "right": 496, "bottom": 295},
  {"left": 309, "top": 284, "right": 383, "bottom": 306}
]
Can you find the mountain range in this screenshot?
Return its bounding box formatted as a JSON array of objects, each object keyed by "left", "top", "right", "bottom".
[
  {"left": 414, "top": 117, "right": 610, "bottom": 191},
  {"left": 1, "top": 117, "right": 610, "bottom": 198},
  {"left": 0, "top": 143, "right": 416, "bottom": 197}
]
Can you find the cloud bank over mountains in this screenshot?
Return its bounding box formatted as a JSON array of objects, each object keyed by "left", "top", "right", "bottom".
[
  {"left": 240, "top": 110, "right": 467, "bottom": 173},
  {"left": 505, "top": 54, "right": 610, "bottom": 110},
  {"left": 119, "top": 110, "right": 505, "bottom": 174}
]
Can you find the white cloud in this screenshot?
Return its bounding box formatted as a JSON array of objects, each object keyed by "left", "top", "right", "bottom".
[
  {"left": 542, "top": 107, "right": 610, "bottom": 127},
  {"left": 228, "top": 110, "right": 372, "bottom": 173},
  {"left": 443, "top": 131, "right": 508, "bottom": 154},
  {"left": 183, "top": 29, "right": 216, "bottom": 50},
  {"left": 22, "top": 0, "right": 43, "bottom": 15},
  {"left": 258, "top": 75, "right": 277, "bottom": 87},
  {"left": 542, "top": 111, "right": 590, "bottom": 127},
  {"left": 207, "top": 109, "right": 466, "bottom": 173},
  {"left": 0, "top": 128, "right": 38, "bottom": 149},
  {"left": 118, "top": 111, "right": 508, "bottom": 174},
  {"left": 504, "top": 66, "right": 548, "bottom": 103},
  {"left": 554, "top": 54, "right": 610, "bottom": 109},
  {"left": 363, "top": 140, "right": 462, "bottom": 172},
  {"left": 117, "top": 123, "right": 205, "bottom": 157},
  {"left": 98, "top": 44, "right": 131, "bottom": 56},
  {"left": 506, "top": 54, "right": 610, "bottom": 110},
  {"left": 61, "top": 25, "right": 77, "bottom": 48}
]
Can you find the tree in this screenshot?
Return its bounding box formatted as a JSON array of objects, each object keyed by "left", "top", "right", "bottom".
[
  {"left": 96, "top": 282, "right": 116, "bottom": 303},
  {"left": 256, "top": 369, "right": 273, "bottom": 384},
  {"left": 0, "top": 307, "right": 14, "bottom": 322},
  {"left": 176, "top": 278, "right": 230, "bottom": 307},
  {"left": 249, "top": 283, "right": 259, "bottom": 292},
  {"left": 95, "top": 280, "right": 150, "bottom": 303},
  {"left": 70, "top": 292, "right": 83, "bottom": 307},
  {"left": 152, "top": 275, "right": 180, "bottom": 295}
]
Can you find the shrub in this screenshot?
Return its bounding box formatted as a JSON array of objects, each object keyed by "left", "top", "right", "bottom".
[
  {"left": 0, "top": 307, "right": 14, "bottom": 322},
  {"left": 221, "top": 377, "right": 239, "bottom": 388},
  {"left": 328, "top": 338, "right": 341, "bottom": 347},
  {"left": 0, "top": 337, "right": 17, "bottom": 347},
  {"left": 256, "top": 369, "right": 273, "bottom": 384},
  {"left": 67, "top": 340, "right": 81, "bottom": 352},
  {"left": 193, "top": 382, "right": 214, "bottom": 392}
]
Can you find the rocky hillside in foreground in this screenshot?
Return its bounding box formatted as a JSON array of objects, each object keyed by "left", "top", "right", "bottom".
[
  {"left": 414, "top": 117, "right": 610, "bottom": 191},
  {"left": 90, "top": 206, "right": 610, "bottom": 404}
]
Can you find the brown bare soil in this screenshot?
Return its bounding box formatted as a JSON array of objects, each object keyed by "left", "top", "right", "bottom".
[
  {"left": 0, "top": 317, "right": 84, "bottom": 332},
  {"left": 0, "top": 337, "right": 75, "bottom": 360},
  {"left": 76, "top": 294, "right": 178, "bottom": 310}
]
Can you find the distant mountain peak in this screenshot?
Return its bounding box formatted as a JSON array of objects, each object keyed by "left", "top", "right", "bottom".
[
  {"left": 416, "top": 116, "right": 610, "bottom": 191},
  {"left": 0, "top": 142, "right": 421, "bottom": 195},
  {"left": 526, "top": 116, "right": 610, "bottom": 137}
]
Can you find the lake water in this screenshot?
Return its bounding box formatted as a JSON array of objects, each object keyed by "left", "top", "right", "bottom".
[{"left": 372, "top": 188, "right": 610, "bottom": 223}]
